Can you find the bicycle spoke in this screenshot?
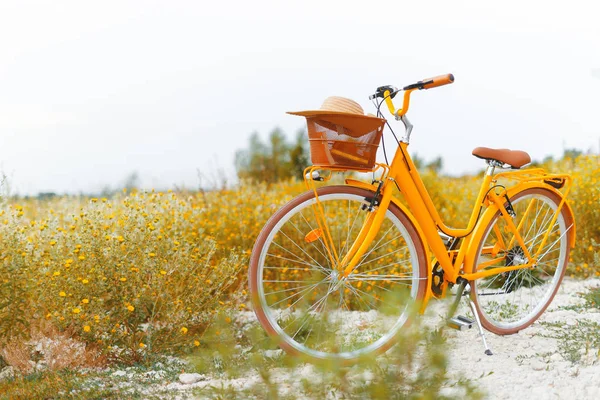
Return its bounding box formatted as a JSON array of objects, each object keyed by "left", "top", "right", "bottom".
[
  {"left": 536, "top": 224, "right": 571, "bottom": 261},
  {"left": 264, "top": 282, "right": 322, "bottom": 296},
  {"left": 342, "top": 200, "right": 362, "bottom": 257},
  {"left": 269, "top": 277, "right": 328, "bottom": 308},
  {"left": 281, "top": 222, "right": 331, "bottom": 270},
  {"left": 352, "top": 246, "right": 408, "bottom": 270},
  {"left": 357, "top": 225, "right": 396, "bottom": 263},
  {"left": 358, "top": 256, "right": 411, "bottom": 275},
  {"left": 270, "top": 241, "right": 328, "bottom": 275},
  {"left": 295, "top": 212, "right": 335, "bottom": 268},
  {"left": 277, "top": 231, "right": 329, "bottom": 273}
]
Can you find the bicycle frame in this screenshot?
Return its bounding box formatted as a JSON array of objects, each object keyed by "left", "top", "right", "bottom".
[{"left": 303, "top": 93, "right": 576, "bottom": 313}]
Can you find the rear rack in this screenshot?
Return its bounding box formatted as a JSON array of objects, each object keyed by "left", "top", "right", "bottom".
[{"left": 492, "top": 168, "right": 572, "bottom": 193}]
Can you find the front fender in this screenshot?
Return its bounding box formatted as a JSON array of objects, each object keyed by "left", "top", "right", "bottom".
[
  {"left": 345, "top": 179, "right": 434, "bottom": 310},
  {"left": 463, "top": 182, "right": 576, "bottom": 275}
]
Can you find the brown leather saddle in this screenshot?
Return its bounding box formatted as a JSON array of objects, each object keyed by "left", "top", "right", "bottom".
[{"left": 472, "top": 147, "right": 531, "bottom": 169}]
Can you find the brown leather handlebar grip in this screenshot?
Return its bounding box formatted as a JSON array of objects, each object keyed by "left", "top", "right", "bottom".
[{"left": 421, "top": 73, "right": 454, "bottom": 89}]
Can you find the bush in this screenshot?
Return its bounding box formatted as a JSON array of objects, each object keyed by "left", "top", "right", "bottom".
[{"left": 0, "top": 191, "right": 243, "bottom": 366}]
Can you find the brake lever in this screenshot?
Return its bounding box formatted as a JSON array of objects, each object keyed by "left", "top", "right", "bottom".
[{"left": 369, "top": 85, "right": 399, "bottom": 100}]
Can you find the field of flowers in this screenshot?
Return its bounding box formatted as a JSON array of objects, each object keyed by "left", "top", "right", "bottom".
[{"left": 0, "top": 155, "right": 597, "bottom": 379}]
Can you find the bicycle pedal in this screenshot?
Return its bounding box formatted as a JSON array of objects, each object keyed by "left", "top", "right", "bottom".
[{"left": 448, "top": 315, "right": 474, "bottom": 331}]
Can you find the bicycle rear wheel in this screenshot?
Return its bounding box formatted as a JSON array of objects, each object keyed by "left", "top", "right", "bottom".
[
  {"left": 471, "top": 187, "right": 573, "bottom": 334},
  {"left": 249, "top": 185, "right": 428, "bottom": 363}
]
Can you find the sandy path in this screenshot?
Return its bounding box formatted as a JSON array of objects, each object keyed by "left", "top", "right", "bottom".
[
  {"left": 443, "top": 278, "right": 600, "bottom": 399},
  {"left": 150, "top": 278, "right": 600, "bottom": 399}
]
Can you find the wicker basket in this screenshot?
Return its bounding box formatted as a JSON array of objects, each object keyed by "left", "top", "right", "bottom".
[{"left": 306, "top": 114, "right": 385, "bottom": 170}]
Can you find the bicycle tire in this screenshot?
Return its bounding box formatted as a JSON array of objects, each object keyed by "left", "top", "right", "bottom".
[
  {"left": 248, "top": 185, "right": 428, "bottom": 363},
  {"left": 470, "top": 187, "right": 573, "bottom": 334}
]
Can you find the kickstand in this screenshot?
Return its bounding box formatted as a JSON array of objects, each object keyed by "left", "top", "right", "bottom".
[{"left": 467, "top": 296, "right": 493, "bottom": 356}]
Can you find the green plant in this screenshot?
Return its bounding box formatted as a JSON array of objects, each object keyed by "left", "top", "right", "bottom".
[{"left": 540, "top": 319, "right": 600, "bottom": 364}]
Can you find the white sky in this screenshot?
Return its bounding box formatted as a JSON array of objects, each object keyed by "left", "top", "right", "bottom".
[{"left": 1, "top": 0, "right": 599, "bottom": 195}]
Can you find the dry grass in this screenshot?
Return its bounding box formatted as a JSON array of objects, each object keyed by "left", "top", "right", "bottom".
[{"left": 1, "top": 321, "right": 106, "bottom": 374}]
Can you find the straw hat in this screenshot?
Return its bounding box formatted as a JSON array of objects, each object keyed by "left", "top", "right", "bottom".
[
  {"left": 288, "top": 96, "right": 371, "bottom": 117},
  {"left": 288, "top": 96, "right": 385, "bottom": 138}
]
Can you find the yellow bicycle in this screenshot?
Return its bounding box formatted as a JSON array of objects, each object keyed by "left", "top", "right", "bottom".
[{"left": 248, "top": 74, "right": 576, "bottom": 363}]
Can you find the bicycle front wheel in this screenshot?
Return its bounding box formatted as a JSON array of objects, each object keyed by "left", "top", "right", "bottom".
[
  {"left": 249, "top": 185, "right": 428, "bottom": 363},
  {"left": 471, "top": 187, "right": 574, "bottom": 334}
]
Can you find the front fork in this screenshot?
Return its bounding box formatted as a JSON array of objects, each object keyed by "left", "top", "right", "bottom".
[{"left": 340, "top": 177, "right": 396, "bottom": 277}]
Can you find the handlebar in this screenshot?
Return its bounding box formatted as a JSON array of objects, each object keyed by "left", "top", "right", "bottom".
[
  {"left": 403, "top": 73, "right": 454, "bottom": 90},
  {"left": 374, "top": 73, "right": 454, "bottom": 118}
]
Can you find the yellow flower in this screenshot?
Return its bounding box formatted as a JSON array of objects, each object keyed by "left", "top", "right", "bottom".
[
  {"left": 127, "top": 305, "right": 135, "bottom": 312},
  {"left": 59, "top": 291, "right": 66, "bottom": 297},
  {"left": 139, "top": 342, "right": 146, "bottom": 348},
  {"left": 82, "top": 298, "right": 89, "bottom": 304},
  {"left": 78, "top": 255, "right": 85, "bottom": 260},
  {"left": 194, "top": 340, "right": 200, "bottom": 347},
  {"left": 148, "top": 252, "right": 156, "bottom": 258},
  {"left": 160, "top": 270, "right": 167, "bottom": 275},
  {"left": 82, "top": 279, "right": 89, "bottom": 284},
  {"left": 94, "top": 315, "right": 100, "bottom": 321},
  {"left": 53, "top": 271, "right": 61, "bottom": 276},
  {"left": 83, "top": 325, "right": 91, "bottom": 332},
  {"left": 120, "top": 277, "right": 127, "bottom": 282},
  {"left": 73, "top": 308, "right": 81, "bottom": 314},
  {"left": 180, "top": 327, "right": 188, "bottom": 334}
]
